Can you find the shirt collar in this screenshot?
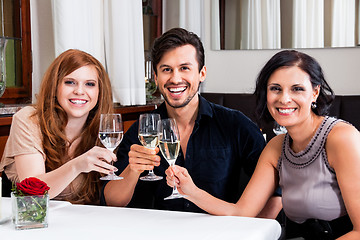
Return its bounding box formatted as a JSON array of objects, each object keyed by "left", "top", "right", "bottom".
[
  {"left": 196, "top": 94, "right": 213, "bottom": 122},
  {"left": 156, "top": 94, "right": 214, "bottom": 122}
]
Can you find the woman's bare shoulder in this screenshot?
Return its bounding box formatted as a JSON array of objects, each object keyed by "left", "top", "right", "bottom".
[
  {"left": 267, "top": 134, "right": 285, "bottom": 150},
  {"left": 260, "top": 134, "right": 285, "bottom": 167},
  {"left": 328, "top": 121, "right": 360, "bottom": 145}
]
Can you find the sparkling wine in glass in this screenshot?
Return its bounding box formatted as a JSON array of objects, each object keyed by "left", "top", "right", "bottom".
[
  {"left": 138, "top": 114, "right": 163, "bottom": 181},
  {"left": 273, "top": 121, "right": 287, "bottom": 136},
  {"left": 99, "top": 114, "right": 124, "bottom": 180},
  {"left": 159, "top": 118, "right": 185, "bottom": 200}
]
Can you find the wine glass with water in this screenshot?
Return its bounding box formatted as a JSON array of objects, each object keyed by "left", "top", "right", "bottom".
[
  {"left": 138, "top": 114, "right": 163, "bottom": 181},
  {"left": 159, "top": 118, "right": 185, "bottom": 200},
  {"left": 99, "top": 114, "right": 124, "bottom": 180}
]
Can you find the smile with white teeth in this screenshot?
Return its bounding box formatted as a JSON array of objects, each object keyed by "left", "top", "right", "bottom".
[
  {"left": 278, "top": 108, "right": 296, "bottom": 114},
  {"left": 168, "top": 87, "right": 187, "bottom": 94},
  {"left": 70, "top": 99, "right": 87, "bottom": 104}
]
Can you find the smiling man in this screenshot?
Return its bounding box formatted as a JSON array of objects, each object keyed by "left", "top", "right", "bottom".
[{"left": 101, "top": 28, "right": 281, "bottom": 217}]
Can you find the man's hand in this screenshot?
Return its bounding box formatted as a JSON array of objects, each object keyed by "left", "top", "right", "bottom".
[{"left": 128, "top": 144, "right": 161, "bottom": 173}]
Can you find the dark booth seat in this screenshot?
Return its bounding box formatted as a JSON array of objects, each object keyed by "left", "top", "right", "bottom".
[{"left": 201, "top": 93, "right": 360, "bottom": 141}]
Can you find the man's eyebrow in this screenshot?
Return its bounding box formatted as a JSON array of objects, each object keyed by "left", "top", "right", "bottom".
[
  {"left": 180, "top": 62, "right": 192, "bottom": 66},
  {"left": 159, "top": 64, "right": 171, "bottom": 68}
]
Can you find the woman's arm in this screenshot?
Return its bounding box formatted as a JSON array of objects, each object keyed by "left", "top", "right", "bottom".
[
  {"left": 256, "top": 195, "right": 282, "bottom": 219},
  {"left": 15, "top": 146, "right": 117, "bottom": 199},
  {"left": 327, "top": 123, "right": 360, "bottom": 240},
  {"left": 167, "top": 136, "right": 283, "bottom": 217}
]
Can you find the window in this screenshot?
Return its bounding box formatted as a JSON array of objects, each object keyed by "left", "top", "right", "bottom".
[{"left": 0, "top": 0, "right": 31, "bottom": 104}]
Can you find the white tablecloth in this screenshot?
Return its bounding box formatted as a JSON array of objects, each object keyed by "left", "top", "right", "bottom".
[{"left": 0, "top": 197, "right": 281, "bottom": 239}]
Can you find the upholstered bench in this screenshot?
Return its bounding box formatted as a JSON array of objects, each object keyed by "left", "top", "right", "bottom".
[{"left": 201, "top": 93, "right": 360, "bottom": 141}]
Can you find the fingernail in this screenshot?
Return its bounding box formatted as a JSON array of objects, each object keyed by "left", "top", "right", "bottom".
[{"left": 114, "top": 168, "right": 118, "bottom": 172}]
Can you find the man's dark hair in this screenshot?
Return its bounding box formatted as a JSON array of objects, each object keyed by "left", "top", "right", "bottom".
[{"left": 151, "top": 28, "right": 204, "bottom": 75}]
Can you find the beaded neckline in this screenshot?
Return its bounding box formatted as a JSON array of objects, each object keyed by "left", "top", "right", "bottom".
[{"left": 279, "top": 116, "right": 340, "bottom": 169}]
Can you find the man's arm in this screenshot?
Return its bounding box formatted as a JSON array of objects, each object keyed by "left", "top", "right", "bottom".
[
  {"left": 101, "top": 123, "right": 161, "bottom": 206},
  {"left": 103, "top": 164, "right": 142, "bottom": 206}
]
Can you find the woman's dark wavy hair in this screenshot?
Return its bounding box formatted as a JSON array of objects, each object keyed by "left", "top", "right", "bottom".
[
  {"left": 151, "top": 27, "right": 204, "bottom": 75},
  {"left": 254, "top": 50, "right": 334, "bottom": 124}
]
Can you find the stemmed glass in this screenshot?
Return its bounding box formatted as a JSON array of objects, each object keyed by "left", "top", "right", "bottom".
[
  {"left": 159, "top": 118, "right": 185, "bottom": 200},
  {"left": 99, "top": 114, "right": 124, "bottom": 180},
  {"left": 138, "top": 114, "right": 163, "bottom": 181},
  {"left": 273, "top": 121, "right": 287, "bottom": 135}
]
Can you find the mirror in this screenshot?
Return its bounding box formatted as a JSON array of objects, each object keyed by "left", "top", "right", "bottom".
[{"left": 212, "top": 0, "right": 360, "bottom": 50}]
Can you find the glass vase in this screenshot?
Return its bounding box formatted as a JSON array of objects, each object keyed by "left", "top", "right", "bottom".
[
  {"left": 0, "top": 37, "right": 7, "bottom": 99},
  {"left": 11, "top": 192, "right": 49, "bottom": 230}
]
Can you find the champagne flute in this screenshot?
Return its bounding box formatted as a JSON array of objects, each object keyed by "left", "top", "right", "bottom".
[
  {"left": 273, "top": 121, "right": 287, "bottom": 135},
  {"left": 138, "top": 114, "right": 163, "bottom": 181},
  {"left": 159, "top": 118, "right": 185, "bottom": 200},
  {"left": 99, "top": 114, "right": 124, "bottom": 180}
]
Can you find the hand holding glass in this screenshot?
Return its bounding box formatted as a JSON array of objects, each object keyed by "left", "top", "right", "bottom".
[
  {"left": 99, "top": 114, "right": 124, "bottom": 180},
  {"left": 138, "top": 114, "right": 163, "bottom": 181},
  {"left": 159, "top": 118, "right": 185, "bottom": 200}
]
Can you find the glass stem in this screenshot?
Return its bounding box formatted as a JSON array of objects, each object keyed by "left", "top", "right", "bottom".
[
  {"left": 148, "top": 169, "right": 155, "bottom": 175},
  {"left": 172, "top": 179, "right": 179, "bottom": 194},
  {"left": 171, "top": 164, "right": 179, "bottom": 194}
]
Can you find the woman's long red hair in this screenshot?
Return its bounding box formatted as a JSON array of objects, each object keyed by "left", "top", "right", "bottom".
[{"left": 34, "top": 49, "right": 113, "bottom": 204}]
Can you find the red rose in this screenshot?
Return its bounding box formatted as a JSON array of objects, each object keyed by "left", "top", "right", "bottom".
[{"left": 16, "top": 177, "right": 50, "bottom": 196}]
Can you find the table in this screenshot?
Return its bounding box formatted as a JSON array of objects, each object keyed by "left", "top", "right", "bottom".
[{"left": 0, "top": 197, "right": 281, "bottom": 240}]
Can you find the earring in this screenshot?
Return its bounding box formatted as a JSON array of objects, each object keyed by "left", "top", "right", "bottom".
[{"left": 311, "top": 102, "right": 317, "bottom": 109}]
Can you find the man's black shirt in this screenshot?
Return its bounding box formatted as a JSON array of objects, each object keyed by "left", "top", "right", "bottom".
[{"left": 101, "top": 95, "right": 266, "bottom": 213}]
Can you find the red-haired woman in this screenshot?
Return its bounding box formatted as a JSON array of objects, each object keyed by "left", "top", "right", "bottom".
[{"left": 0, "top": 49, "right": 117, "bottom": 204}]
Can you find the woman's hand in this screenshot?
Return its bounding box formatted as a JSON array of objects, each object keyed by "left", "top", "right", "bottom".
[
  {"left": 165, "top": 166, "right": 198, "bottom": 196},
  {"left": 73, "top": 146, "right": 118, "bottom": 175},
  {"left": 128, "top": 144, "right": 161, "bottom": 173}
]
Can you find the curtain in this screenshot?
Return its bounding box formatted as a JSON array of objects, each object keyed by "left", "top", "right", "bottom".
[
  {"left": 292, "top": 0, "right": 324, "bottom": 48},
  {"left": 179, "top": 0, "right": 204, "bottom": 40},
  {"left": 331, "top": 0, "right": 356, "bottom": 47},
  {"left": 162, "top": 0, "right": 204, "bottom": 40},
  {"left": 225, "top": 0, "right": 280, "bottom": 50},
  {"left": 51, "top": 0, "right": 105, "bottom": 65},
  {"left": 51, "top": 0, "right": 145, "bottom": 105},
  {"left": 104, "top": 0, "right": 145, "bottom": 105},
  {"left": 211, "top": 0, "right": 221, "bottom": 50},
  {"left": 241, "top": 0, "right": 262, "bottom": 49},
  {"left": 260, "top": 0, "right": 280, "bottom": 49},
  {"left": 358, "top": 0, "right": 360, "bottom": 45}
]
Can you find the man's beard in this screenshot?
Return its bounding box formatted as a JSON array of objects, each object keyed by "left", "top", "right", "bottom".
[{"left": 161, "top": 83, "right": 200, "bottom": 109}]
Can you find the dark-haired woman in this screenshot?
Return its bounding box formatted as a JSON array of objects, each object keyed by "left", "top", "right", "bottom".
[
  {"left": 166, "top": 50, "right": 360, "bottom": 239},
  {"left": 0, "top": 49, "right": 117, "bottom": 204}
]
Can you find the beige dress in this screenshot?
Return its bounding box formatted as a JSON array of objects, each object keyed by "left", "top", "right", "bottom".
[{"left": 0, "top": 106, "right": 84, "bottom": 201}]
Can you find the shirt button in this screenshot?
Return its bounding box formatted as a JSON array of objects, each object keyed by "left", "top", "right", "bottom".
[{"left": 185, "top": 202, "right": 190, "bottom": 208}]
